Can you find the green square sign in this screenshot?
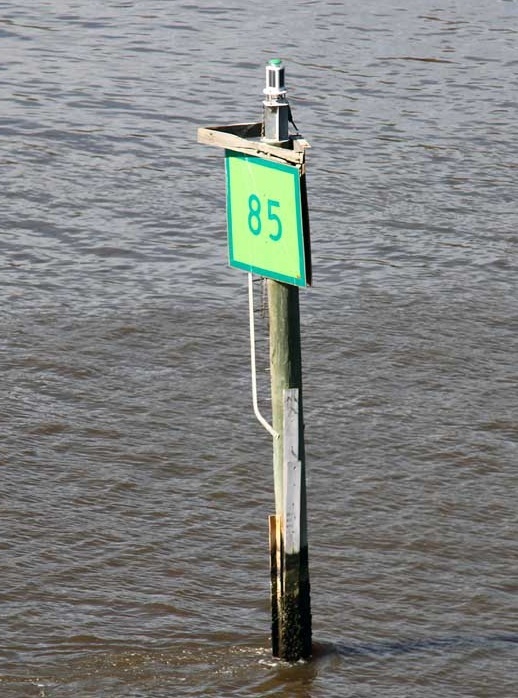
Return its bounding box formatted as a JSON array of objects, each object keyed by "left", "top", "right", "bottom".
[{"left": 225, "top": 150, "right": 308, "bottom": 286}]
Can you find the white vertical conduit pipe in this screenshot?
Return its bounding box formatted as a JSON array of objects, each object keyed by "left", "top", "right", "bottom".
[{"left": 248, "top": 273, "right": 279, "bottom": 439}]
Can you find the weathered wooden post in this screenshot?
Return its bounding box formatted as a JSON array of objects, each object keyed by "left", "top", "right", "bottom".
[
  {"left": 262, "top": 59, "right": 311, "bottom": 661},
  {"left": 197, "top": 59, "right": 312, "bottom": 661}
]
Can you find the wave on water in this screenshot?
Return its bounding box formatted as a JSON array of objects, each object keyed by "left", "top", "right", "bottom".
[{"left": 329, "top": 633, "right": 518, "bottom": 658}]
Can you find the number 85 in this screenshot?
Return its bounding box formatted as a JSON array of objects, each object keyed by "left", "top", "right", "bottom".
[{"left": 248, "top": 194, "right": 282, "bottom": 241}]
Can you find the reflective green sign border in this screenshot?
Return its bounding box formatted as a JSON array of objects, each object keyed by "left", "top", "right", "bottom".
[{"left": 225, "top": 150, "right": 307, "bottom": 287}]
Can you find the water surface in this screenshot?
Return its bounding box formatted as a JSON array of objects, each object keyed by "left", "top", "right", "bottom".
[{"left": 1, "top": 1, "right": 517, "bottom": 696}]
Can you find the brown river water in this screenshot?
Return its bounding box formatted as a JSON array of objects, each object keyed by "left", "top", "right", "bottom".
[{"left": 1, "top": 1, "right": 517, "bottom": 696}]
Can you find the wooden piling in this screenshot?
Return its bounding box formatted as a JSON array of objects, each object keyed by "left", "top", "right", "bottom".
[
  {"left": 197, "top": 59, "right": 312, "bottom": 663},
  {"left": 268, "top": 280, "right": 312, "bottom": 660},
  {"left": 268, "top": 281, "right": 303, "bottom": 515}
]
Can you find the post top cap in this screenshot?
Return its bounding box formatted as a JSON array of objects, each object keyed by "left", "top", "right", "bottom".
[{"left": 268, "top": 58, "right": 282, "bottom": 66}]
